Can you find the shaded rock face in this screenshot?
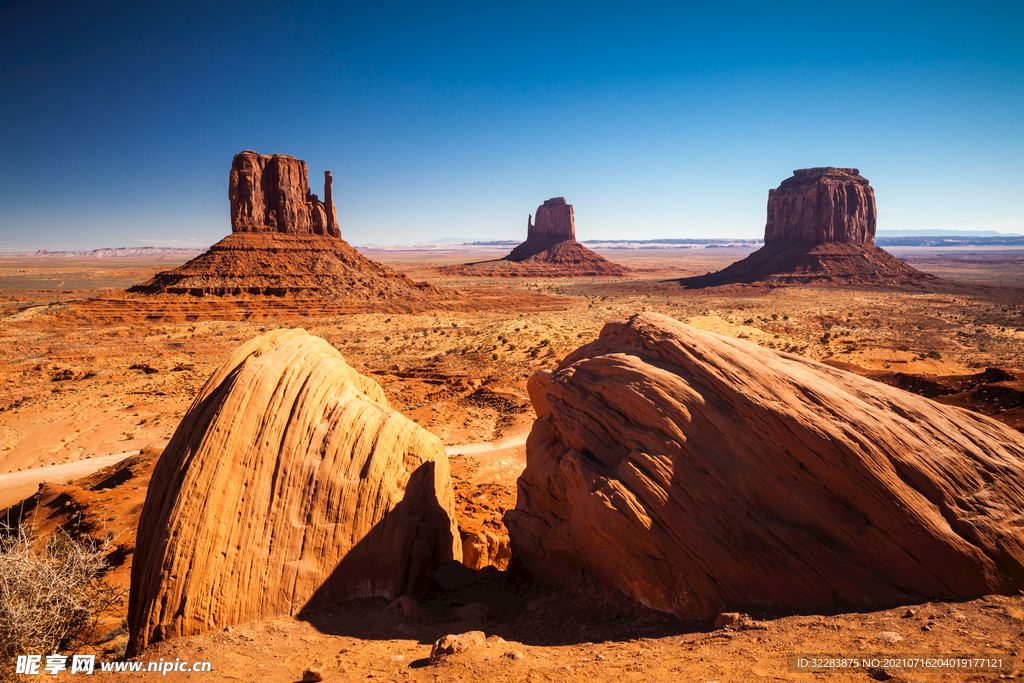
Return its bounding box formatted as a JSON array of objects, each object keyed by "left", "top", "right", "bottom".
[
  {"left": 128, "top": 330, "right": 461, "bottom": 654},
  {"left": 765, "top": 167, "right": 875, "bottom": 246},
  {"left": 528, "top": 197, "right": 575, "bottom": 243},
  {"left": 506, "top": 312, "right": 1024, "bottom": 620},
  {"left": 229, "top": 150, "right": 340, "bottom": 237}
]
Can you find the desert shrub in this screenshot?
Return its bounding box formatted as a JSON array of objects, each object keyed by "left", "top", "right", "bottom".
[{"left": 0, "top": 525, "right": 125, "bottom": 677}]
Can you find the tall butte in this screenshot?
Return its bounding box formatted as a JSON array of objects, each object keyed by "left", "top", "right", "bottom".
[
  {"left": 228, "top": 151, "right": 340, "bottom": 236},
  {"left": 686, "top": 167, "right": 932, "bottom": 287},
  {"left": 493, "top": 197, "right": 626, "bottom": 275},
  {"left": 129, "top": 151, "right": 444, "bottom": 307}
]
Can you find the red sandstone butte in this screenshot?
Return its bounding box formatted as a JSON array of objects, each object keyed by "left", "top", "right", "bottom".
[
  {"left": 229, "top": 150, "right": 340, "bottom": 237},
  {"left": 683, "top": 167, "right": 932, "bottom": 287},
  {"left": 765, "top": 167, "right": 876, "bottom": 245}
]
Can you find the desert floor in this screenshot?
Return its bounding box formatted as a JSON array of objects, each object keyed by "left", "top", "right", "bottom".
[{"left": 2, "top": 245, "right": 1024, "bottom": 681}]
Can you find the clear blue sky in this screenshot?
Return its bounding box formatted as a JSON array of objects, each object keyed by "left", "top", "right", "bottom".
[{"left": 1, "top": 1, "right": 1021, "bottom": 249}]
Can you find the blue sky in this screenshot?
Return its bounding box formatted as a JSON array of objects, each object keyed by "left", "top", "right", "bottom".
[{"left": 1, "top": 1, "right": 1021, "bottom": 249}]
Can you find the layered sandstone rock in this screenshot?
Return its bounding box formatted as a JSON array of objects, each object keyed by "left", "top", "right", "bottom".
[
  {"left": 506, "top": 312, "right": 1024, "bottom": 619},
  {"left": 443, "top": 197, "right": 625, "bottom": 276},
  {"left": 526, "top": 197, "right": 575, "bottom": 243},
  {"left": 129, "top": 232, "right": 443, "bottom": 302},
  {"left": 765, "top": 167, "right": 875, "bottom": 245},
  {"left": 229, "top": 151, "right": 340, "bottom": 237},
  {"left": 684, "top": 168, "right": 932, "bottom": 287},
  {"left": 506, "top": 197, "right": 582, "bottom": 262},
  {"left": 128, "top": 330, "right": 461, "bottom": 653},
  {"left": 129, "top": 151, "right": 459, "bottom": 305}
]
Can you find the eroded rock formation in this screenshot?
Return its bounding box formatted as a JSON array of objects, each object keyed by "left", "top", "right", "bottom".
[
  {"left": 129, "top": 151, "right": 460, "bottom": 305},
  {"left": 229, "top": 150, "right": 340, "bottom": 237},
  {"left": 128, "top": 330, "right": 461, "bottom": 653},
  {"left": 683, "top": 168, "right": 932, "bottom": 287},
  {"left": 766, "top": 167, "right": 875, "bottom": 245},
  {"left": 506, "top": 312, "right": 1024, "bottom": 619},
  {"left": 527, "top": 197, "right": 575, "bottom": 243},
  {"left": 442, "top": 197, "right": 626, "bottom": 276}
]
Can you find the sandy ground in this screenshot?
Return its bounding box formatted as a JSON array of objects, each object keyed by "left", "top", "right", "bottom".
[
  {"left": 3, "top": 246, "right": 1024, "bottom": 681},
  {"left": 0, "top": 451, "right": 136, "bottom": 509}
]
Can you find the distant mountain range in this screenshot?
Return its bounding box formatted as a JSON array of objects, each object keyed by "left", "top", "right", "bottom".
[
  {"left": 27, "top": 246, "right": 207, "bottom": 258},
  {"left": 876, "top": 229, "right": 1021, "bottom": 237}
]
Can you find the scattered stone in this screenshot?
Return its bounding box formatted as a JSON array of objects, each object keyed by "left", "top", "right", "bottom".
[
  {"left": 129, "top": 363, "right": 159, "bottom": 374},
  {"left": 301, "top": 667, "right": 324, "bottom": 682},
  {"left": 454, "top": 603, "right": 490, "bottom": 621},
  {"left": 387, "top": 595, "right": 430, "bottom": 620},
  {"left": 902, "top": 608, "right": 916, "bottom": 618},
  {"left": 503, "top": 650, "right": 525, "bottom": 661},
  {"left": 715, "top": 612, "right": 742, "bottom": 629},
  {"left": 430, "top": 631, "right": 486, "bottom": 661}
]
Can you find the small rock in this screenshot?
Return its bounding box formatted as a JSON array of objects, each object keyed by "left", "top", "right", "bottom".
[
  {"left": 715, "top": 612, "right": 741, "bottom": 629},
  {"left": 387, "top": 595, "right": 429, "bottom": 620},
  {"left": 301, "top": 667, "right": 324, "bottom": 682},
  {"left": 454, "top": 603, "right": 490, "bottom": 621},
  {"left": 389, "top": 655, "right": 404, "bottom": 663},
  {"left": 526, "top": 595, "right": 557, "bottom": 612},
  {"left": 875, "top": 631, "right": 903, "bottom": 644},
  {"left": 901, "top": 608, "right": 916, "bottom": 618},
  {"left": 867, "top": 666, "right": 893, "bottom": 681},
  {"left": 921, "top": 625, "right": 931, "bottom": 631},
  {"left": 503, "top": 650, "right": 525, "bottom": 661},
  {"left": 431, "top": 560, "right": 478, "bottom": 590},
  {"left": 485, "top": 635, "right": 506, "bottom": 644},
  {"left": 430, "top": 631, "right": 486, "bottom": 661}
]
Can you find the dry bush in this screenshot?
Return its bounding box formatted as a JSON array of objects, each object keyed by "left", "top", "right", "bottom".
[{"left": 0, "top": 524, "right": 125, "bottom": 678}]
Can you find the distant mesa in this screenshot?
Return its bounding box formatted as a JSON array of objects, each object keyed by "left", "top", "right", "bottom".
[
  {"left": 439, "top": 197, "right": 627, "bottom": 277},
  {"left": 507, "top": 312, "right": 1024, "bottom": 620},
  {"left": 128, "top": 329, "right": 461, "bottom": 653},
  {"left": 128, "top": 151, "right": 447, "bottom": 305},
  {"left": 505, "top": 197, "right": 576, "bottom": 260},
  {"left": 682, "top": 167, "right": 934, "bottom": 287}
]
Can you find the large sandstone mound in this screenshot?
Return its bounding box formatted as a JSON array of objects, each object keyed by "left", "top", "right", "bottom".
[
  {"left": 128, "top": 329, "right": 461, "bottom": 654},
  {"left": 685, "top": 168, "right": 933, "bottom": 287},
  {"left": 441, "top": 198, "right": 627, "bottom": 277},
  {"left": 506, "top": 312, "right": 1024, "bottom": 619}
]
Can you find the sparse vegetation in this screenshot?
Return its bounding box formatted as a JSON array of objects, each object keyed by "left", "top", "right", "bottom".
[{"left": 0, "top": 525, "right": 126, "bottom": 677}]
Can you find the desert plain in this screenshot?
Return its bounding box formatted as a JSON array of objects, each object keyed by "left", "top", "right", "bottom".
[{"left": 3, "top": 243, "right": 1024, "bottom": 681}]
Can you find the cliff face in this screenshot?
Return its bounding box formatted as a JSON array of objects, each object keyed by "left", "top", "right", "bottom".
[
  {"left": 507, "top": 312, "right": 1024, "bottom": 619},
  {"left": 128, "top": 330, "right": 460, "bottom": 653},
  {"left": 765, "top": 167, "right": 875, "bottom": 246},
  {"left": 228, "top": 150, "right": 341, "bottom": 237},
  {"left": 527, "top": 197, "right": 575, "bottom": 243}
]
